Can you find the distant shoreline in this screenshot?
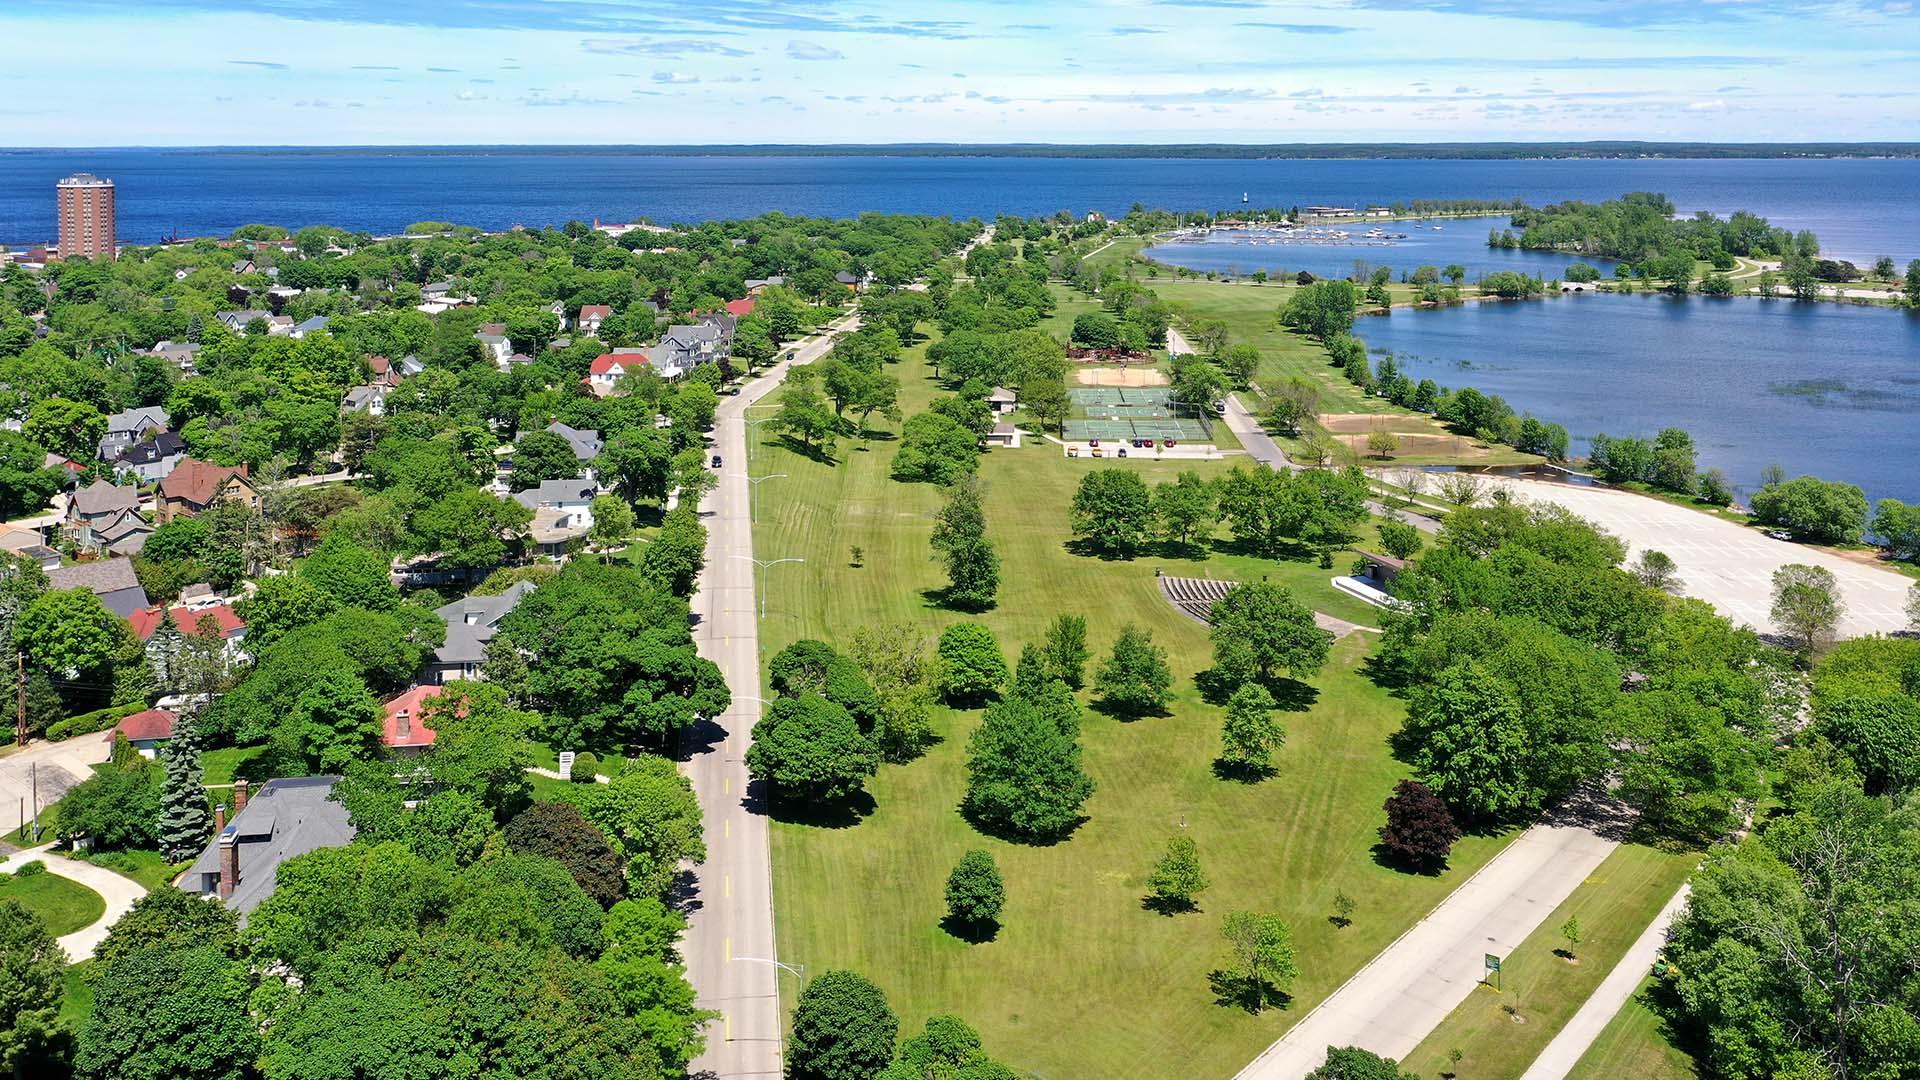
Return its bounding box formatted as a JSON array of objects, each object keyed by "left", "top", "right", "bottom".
[{"left": 3, "top": 142, "right": 1920, "bottom": 160}]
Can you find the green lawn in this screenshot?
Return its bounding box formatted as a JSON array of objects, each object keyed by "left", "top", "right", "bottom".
[
  {"left": 60, "top": 960, "right": 96, "bottom": 1028},
  {"left": 1400, "top": 844, "right": 1698, "bottom": 1080},
  {"left": 76, "top": 849, "right": 181, "bottom": 892},
  {"left": 0, "top": 865, "right": 107, "bottom": 938},
  {"left": 1565, "top": 977, "right": 1700, "bottom": 1080},
  {"left": 757, "top": 329, "right": 1516, "bottom": 1080}
]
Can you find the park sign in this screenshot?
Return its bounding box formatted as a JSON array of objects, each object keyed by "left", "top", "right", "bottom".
[
  {"left": 558, "top": 751, "right": 576, "bottom": 780},
  {"left": 1484, "top": 953, "right": 1502, "bottom": 972}
]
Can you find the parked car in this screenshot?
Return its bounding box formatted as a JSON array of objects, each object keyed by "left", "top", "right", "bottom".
[
  {"left": 1765, "top": 529, "right": 1794, "bottom": 541},
  {"left": 710, "top": 454, "right": 723, "bottom": 469}
]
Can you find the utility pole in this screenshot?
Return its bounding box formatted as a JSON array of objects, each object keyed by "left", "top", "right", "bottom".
[{"left": 15, "top": 651, "right": 25, "bottom": 748}]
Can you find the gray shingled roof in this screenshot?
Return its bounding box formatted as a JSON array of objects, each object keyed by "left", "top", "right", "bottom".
[
  {"left": 545, "top": 422, "right": 602, "bottom": 461},
  {"left": 70, "top": 479, "right": 140, "bottom": 517},
  {"left": 433, "top": 580, "right": 537, "bottom": 666},
  {"left": 47, "top": 558, "right": 150, "bottom": 616},
  {"left": 511, "top": 478, "right": 597, "bottom": 510},
  {"left": 180, "top": 776, "right": 355, "bottom": 914}
]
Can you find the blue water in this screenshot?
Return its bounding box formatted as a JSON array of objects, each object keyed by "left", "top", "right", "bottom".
[
  {"left": 1357, "top": 294, "right": 1920, "bottom": 505},
  {"left": 1142, "top": 218, "right": 1608, "bottom": 283},
  {"left": 0, "top": 151, "right": 1916, "bottom": 263}
]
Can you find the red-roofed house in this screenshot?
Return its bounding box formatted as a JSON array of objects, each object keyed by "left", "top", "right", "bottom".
[
  {"left": 381, "top": 685, "right": 443, "bottom": 753},
  {"left": 130, "top": 603, "right": 249, "bottom": 671},
  {"left": 115, "top": 708, "right": 177, "bottom": 757},
  {"left": 724, "top": 297, "right": 755, "bottom": 317},
  {"left": 585, "top": 352, "right": 646, "bottom": 397},
  {"left": 577, "top": 305, "right": 612, "bottom": 336}
]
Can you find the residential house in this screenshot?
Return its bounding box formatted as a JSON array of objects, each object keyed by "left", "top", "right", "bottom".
[
  {"left": 113, "top": 709, "right": 177, "bottom": 758},
  {"left": 130, "top": 602, "right": 249, "bottom": 665},
  {"left": 475, "top": 330, "right": 512, "bottom": 370},
  {"left": 147, "top": 340, "right": 201, "bottom": 375},
  {"left": 65, "top": 479, "right": 141, "bottom": 549},
  {"left": 698, "top": 311, "right": 739, "bottom": 341},
  {"left": 47, "top": 558, "right": 150, "bottom": 618},
  {"left": 512, "top": 478, "right": 597, "bottom": 557},
  {"left": 584, "top": 350, "right": 648, "bottom": 396},
  {"left": 264, "top": 285, "right": 302, "bottom": 311},
  {"left": 380, "top": 684, "right": 442, "bottom": 753},
  {"left": 744, "top": 276, "right": 784, "bottom": 294},
  {"left": 92, "top": 508, "right": 155, "bottom": 556},
  {"left": 724, "top": 297, "right": 755, "bottom": 317},
  {"left": 546, "top": 300, "right": 568, "bottom": 331},
  {"left": 158, "top": 459, "right": 258, "bottom": 523},
  {"left": 214, "top": 309, "right": 270, "bottom": 334},
  {"left": 0, "top": 525, "right": 59, "bottom": 570},
  {"left": 340, "top": 385, "right": 388, "bottom": 416},
  {"left": 986, "top": 387, "right": 1018, "bottom": 414},
  {"left": 365, "top": 355, "right": 401, "bottom": 387},
  {"left": 98, "top": 406, "right": 170, "bottom": 461},
  {"left": 427, "top": 580, "right": 537, "bottom": 683},
  {"left": 263, "top": 314, "right": 295, "bottom": 336},
  {"left": 181, "top": 776, "right": 355, "bottom": 911},
  {"left": 421, "top": 280, "right": 455, "bottom": 300},
  {"left": 835, "top": 270, "right": 861, "bottom": 289},
  {"left": 231, "top": 257, "right": 256, "bottom": 275},
  {"left": 288, "top": 315, "right": 329, "bottom": 339},
  {"left": 114, "top": 431, "right": 187, "bottom": 483},
  {"left": 545, "top": 422, "right": 603, "bottom": 464},
  {"left": 397, "top": 355, "right": 425, "bottom": 378},
  {"left": 577, "top": 304, "right": 612, "bottom": 337}
]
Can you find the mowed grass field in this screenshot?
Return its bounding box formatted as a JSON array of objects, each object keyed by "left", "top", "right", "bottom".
[
  {"left": 754, "top": 331, "right": 1516, "bottom": 1079},
  {"left": 1400, "top": 844, "right": 1697, "bottom": 1080},
  {"left": 0, "top": 865, "right": 106, "bottom": 938}
]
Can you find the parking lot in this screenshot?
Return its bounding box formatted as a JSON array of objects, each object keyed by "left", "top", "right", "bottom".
[{"left": 1486, "top": 478, "right": 1912, "bottom": 639}]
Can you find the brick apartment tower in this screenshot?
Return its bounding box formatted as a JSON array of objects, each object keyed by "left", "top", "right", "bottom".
[{"left": 56, "top": 173, "right": 116, "bottom": 260}]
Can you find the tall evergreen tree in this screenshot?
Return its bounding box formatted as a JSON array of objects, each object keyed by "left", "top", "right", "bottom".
[{"left": 156, "top": 711, "right": 212, "bottom": 862}]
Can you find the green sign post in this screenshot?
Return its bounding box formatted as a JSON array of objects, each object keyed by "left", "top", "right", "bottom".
[{"left": 1484, "top": 952, "right": 1503, "bottom": 991}]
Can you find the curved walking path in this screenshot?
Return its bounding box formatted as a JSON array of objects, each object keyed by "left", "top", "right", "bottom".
[
  {"left": 1235, "top": 815, "right": 1620, "bottom": 1080},
  {"left": 1518, "top": 883, "right": 1693, "bottom": 1080},
  {"left": 1, "top": 844, "right": 147, "bottom": 961}
]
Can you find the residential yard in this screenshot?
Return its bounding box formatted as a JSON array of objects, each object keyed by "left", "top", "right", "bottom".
[
  {"left": 755, "top": 331, "right": 1515, "bottom": 1080},
  {"left": 1399, "top": 843, "right": 1698, "bottom": 1080},
  {"left": 0, "top": 864, "right": 107, "bottom": 937},
  {"left": 1564, "top": 977, "right": 1701, "bottom": 1080},
  {"left": 74, "top": 849, "right": 182, "bottom": 892}
]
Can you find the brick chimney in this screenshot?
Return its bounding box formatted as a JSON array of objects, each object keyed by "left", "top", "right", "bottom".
[
  {"left": 395, "top": 707, "right": 411, "bottom": 741},
  {"left": 213, "top": 803, "right": 226, "bottom": 833},
  {"left": 233, "top": 778, "right": 248, "bottom": 811},
  {"left": 217, "top": 833, "right": 238, "bottom": 900}
]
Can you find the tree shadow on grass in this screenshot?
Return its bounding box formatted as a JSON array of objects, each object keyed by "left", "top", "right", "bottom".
[
  {"left": 919, "top": 586, "right": 998, "bottom": 614},
  {"left": 1141, "top": 893, "right": 1200, "bottom": 917},
  {"left": 1062, "top": 537, "right": 1141, "bottom": 562},
  {"left": 772, "top": 433, "right": 838, "bottom": 465},
  {"left": 1211, "top": 757, "right": 1275, "bottom": 784},
  {"left": 1207, "top": 970, "right": 1293, "bottom": 1015},
  {"left": 958, "top": 804, "right": 1086, "bottom": 848},
  {"left": 1210, "top": 535, "right": 1319, "bottom": 564},
  {"left": 1194, "top": 669, "right": 1319, "bottom": 711},
  {"left": 1088, "top": 695, "right": 1172, "bottom": 723},
  {"left": 760, "top": 787, "right": 876, "bottom": 829},
  {"left": 939, "top": 914, "right": 1001, "bottom": 944},
  {"left": 1370, "top": 841, "right": 1451, "bottom": 876}
]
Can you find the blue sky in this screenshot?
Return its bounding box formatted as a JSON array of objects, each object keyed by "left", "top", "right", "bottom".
[{"left": 2, "top": 0, "right": 1916, "bottom": 145}]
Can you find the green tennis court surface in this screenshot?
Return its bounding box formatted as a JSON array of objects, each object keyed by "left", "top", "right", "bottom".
[{"left": 1062, "top": 418, "right": 1212, "bottom": 442}]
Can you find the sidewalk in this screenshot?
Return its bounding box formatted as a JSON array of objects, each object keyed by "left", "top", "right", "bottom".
[
  {"left": 1235, "top": 821, "right": 1618, "bottom": 1080},
  {"left": 1517, "top": 883, "right": 1692, "bottom": 1080}
]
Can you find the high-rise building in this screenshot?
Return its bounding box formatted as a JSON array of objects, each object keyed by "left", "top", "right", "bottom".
[{"left": 56, "top": 173, "right": 116, "bottom": 260}]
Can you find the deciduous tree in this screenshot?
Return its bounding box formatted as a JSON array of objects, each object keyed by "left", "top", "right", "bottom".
[
  {"left": 789, "top": 970, "right": 898, "bottom": 1080},
  {"left": 1094, "top": 624, "right": 1173, "bottom": 718}
]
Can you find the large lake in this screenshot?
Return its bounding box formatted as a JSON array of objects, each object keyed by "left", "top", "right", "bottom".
[
  {"left": 1357, "top": 294, "right": 1920, "bottom": 505},
  {"left": 0, "top": 151, "right": 1916, "bottom": 263}
]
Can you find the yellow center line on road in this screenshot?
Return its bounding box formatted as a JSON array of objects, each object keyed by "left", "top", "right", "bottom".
[
  {"left": 725, "top": 937, "right": 732, "bottom": 963},
  {"left": 725, "top": 874, "right": 732, "bottom": 899}
]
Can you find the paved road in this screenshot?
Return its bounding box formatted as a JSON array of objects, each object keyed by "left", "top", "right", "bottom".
[
  {"left": 1473, "top": 477, "right": 1911, "bottom": 639},
  {"left": 1235, "top": 819, "right": 1619, "bottom": 1080},
  {"left": 1218, "top": 390, "right": 1442, "bottom": 536},
  {"left": 683, "top": 315, "right": 857, "bottom": 1080},
  {"left": 0, "top": 731, "right": 112, "bottom": 840},
  {"left": 1518, "top": 883, "right": 1693, "bottom": 1080},
  {"left": 1, "top": 843, "right": 147, "bottom": 960}
]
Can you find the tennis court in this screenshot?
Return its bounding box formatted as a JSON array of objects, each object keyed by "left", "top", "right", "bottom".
[{"left": 1063, "top": 417, "right": 1212, "bottom": 442}]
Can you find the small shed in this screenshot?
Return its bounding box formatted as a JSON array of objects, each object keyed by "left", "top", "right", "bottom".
[
  {"left": 986, "top": 422, "right": 1022, "bottom": 449},
  {"left": 1352, "top": 550, "right": 1407, "bottom": 588},
  {"left": 985, "top": 386, "right": 1018, "bottom": 414}
]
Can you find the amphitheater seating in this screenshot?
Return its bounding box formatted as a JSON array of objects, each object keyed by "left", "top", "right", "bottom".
[{"left": 1158, "top": 576, "right": 1235, "bottom": 623}]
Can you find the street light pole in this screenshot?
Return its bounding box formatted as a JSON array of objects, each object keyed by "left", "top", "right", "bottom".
[{"left": 731, "top": 555, "right": 804, "bottom": 621}]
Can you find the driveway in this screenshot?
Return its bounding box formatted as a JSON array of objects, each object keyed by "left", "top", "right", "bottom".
[
  {"left": 0, "top": 732, "right": 112, "bottom": 840},
  {"left": 1482, "top": 478, "right": 1911, "bottom": 639},
  {"left": 1, "top": 843, "right": 147, "bottom": 961}
]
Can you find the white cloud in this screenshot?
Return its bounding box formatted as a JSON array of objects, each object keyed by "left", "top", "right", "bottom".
[{"left": 786, "top": 40, "right": 843, "bottom": 61}]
